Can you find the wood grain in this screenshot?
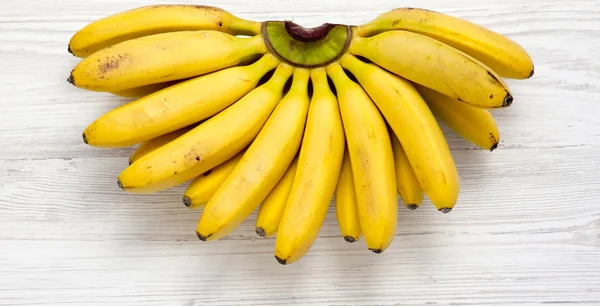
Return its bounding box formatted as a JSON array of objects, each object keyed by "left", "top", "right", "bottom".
[{"left": 1, "top": 0, "right": 599, "bottom": 305}]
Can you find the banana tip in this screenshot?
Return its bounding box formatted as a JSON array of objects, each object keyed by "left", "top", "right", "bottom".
[
  {"left": 67, "top": 45, "right": 73, "bottom": 55},
  {"left": 256, "top": 227, "right": 266, "bottom": 237},
  {"left": 343, "top": 236, "right": 356, "bottom": 243},
  {"left": 528, "top": 68, "right": 535, "bottom": 79},
  {"left": 490, "top": 143, "right": 499, "bottom": 152},
  {"left": 406, "top": 204, "right": 419, "bottom": 210},
  {"left": 196, "top": 232, "right": 208, "bottom": 241},
  {"left": 503, "top": 95, "right": 513, "bottom": 107},
  {"left": 82, "top": 132, "right": 88, "bottom": 144},
  {"left": 439, "top": 207, "right": 453, "bottom": 214},
  {"left": 117, "top": 179, "right": 123, "bottom": 190},
  {"left": 128, "top": 158, "right": 134, "bottom": 165},
  {"left": 182, "top": 196, "right": 192, "bottom": 207},
  {"left": 275, "top": 256, "right": 287, "bottom": 265},
  {"left": 369, "top": 248, "right": 383, "bottom": 254},
  {"left": 67, "top": 72, "right": 75, "bottom": 85}
]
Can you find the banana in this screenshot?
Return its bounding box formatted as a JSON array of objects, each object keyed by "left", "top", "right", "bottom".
[
  {"left": 326, "top": 62, "right": 397, "bottom": 253},
  {"left": 116, "top": 62, "right": 293, "bottom": 194},
  {"left": 128, "top": 125, "right": 195, "bottom": 165},
  {"left": 255, "top": 157, "right": 299, "bottom": 238},
  {"left": 196, "top": 68, "right": 310, "bottom": 242},
  {"left": 68, "top": 5, "right": 261, "bottom": 58},
  {"left": 83, "top": 53, "right": 279, "bottom": 148},
  {"left": 110, "top": 81, "right": 180, "bottom": 99},
  {"left": 335, "top": 149, "right": 362, "bottom": 243},
  {"left": 69, "top": 31, "right": 266, "bottom": 92},
  {"left": 349, "top": 30, "right": 513, "bottom": 109},
  {"left": 275, "top": 68, "right": 345, "bottom": 265},
  {"left": 390, "top": 133, "right": 424, "bottom": 210},
  {"left": 183, "top": 150, "right": 246, "bottom": 209},
  {"left": 357, "top": 8, "right": 534, "bottom": 79},
  {"left": 414, "top": 84, "right": 501, "bottom": 151},
  {"left": 340, "top": 54, "right": 459, "bottom": 212}
]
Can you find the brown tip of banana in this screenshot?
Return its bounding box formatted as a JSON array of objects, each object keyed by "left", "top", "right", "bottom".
[
  {"left": 128, "top": 158, "right": 134, "bottom": 165},
  {"left": 503, "top": 94, "right": 513, "bottom": 107},
  {"left": 182, "top": 196, "right": 192, "bottom": 207},
  {"left": 275, "top": 256, "right": 287, "bottom": 265},
  {"left": 369, "top": 248, "right": 383, "bottom": 254},
  {"left": 117, "top": 179, "right": 123, "bottom": 190},
  {"left": 82, "top": 132, "right": 88, "bottom": 144},
  {"left": 406, "top": 204, "right": 419, "bottom": 210},
  {"left": 196, "top": 232, "right": 208, "bottom": 241},
  {"left": 528, "top": 68, "right": 535, "bottom": 79},
  {"left": 439, "top": 207, "right": 453, "bottom": 214},
  {"left": 343, "top": 236, "right": 356, "bottom": 243},
  {"left": 490, "top": 143, "right": 499, "bottom": 152},
  {"left": 67, "top": 72, "right": 75, "bottom": 85},
  {"left": 67, "top": 45, "right": 73, "bottom": 55},
  {"left": 256, "top": 227, "right": 266, "bottom": 237}
]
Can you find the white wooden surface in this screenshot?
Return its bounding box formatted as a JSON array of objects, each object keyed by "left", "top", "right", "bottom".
[{"left": 1, "top": 0, "right": 600, "bottom": 305}]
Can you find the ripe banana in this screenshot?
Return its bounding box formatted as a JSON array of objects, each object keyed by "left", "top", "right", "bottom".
[
  {"left": 357, "top": 8, "right": 534, "bottom": 79},
  {"left": 116, "top": 62, "right": 293, "bottom": 193},
  {"left": 275, "top": 68, "right": 345, "bottom": 265},
  {"left": 335, "top": 149, "right": 362, "bottom": 243},
  {"left": 128, "top": 125, "right": 195, "bottom": 165},
  {"left": 390, "top": 133, "right": 424, "bottom": 210},
  {"left": 69, "top": 31, "right": 266, "bottom": 92},
  {"left": 183, "top": 150, "right": 245, "bottom": 209},
  {"left": 327, "top": 62, "right": 397, "bottom": 253},
  {"left": 68, "top": 5, "right": 261, "bottom": 58},
  {"left": 110, "top": 81, "right": 180, "bottom": 99},
  {"left": 255, "top": 157, "right": 299, "bottom": 238},
  {"left": 349, "top": 30, "right": 512, "bottom": 109},
  {"left": 196, "top": 68, "right": 310, "bottom": 242},
  {"left": 340, "top": 54, "right": 459, "bottom": 212},
  {"left": 83, "top": 53, "right": 279, "bottom": 148},
  {"left": 414, "top": 84, "right": 501, "bottom": 151}
]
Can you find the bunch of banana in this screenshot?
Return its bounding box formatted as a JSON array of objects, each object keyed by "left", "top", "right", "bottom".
[{"left": 68, "top": 5, "right": 534, "bottom": 264}]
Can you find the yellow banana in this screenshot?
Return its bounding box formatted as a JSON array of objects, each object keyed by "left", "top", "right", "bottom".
[
  {"left": 357, "top": 8, "right": 534, "bottom": 79},
  {"left": 128, "top": 125, "right": 195, "bottom": 165},
  {"left": 69, "top": 31, "right": 266, "bottom": 92},
  {"left": 275, "top": 68, "right": 345, "bottom": 265},
  {"left": 83, "top": 53, "right": 279, "bottom": 148},
  {"left": 68, "top": 4, "right": 261, "bottom": 58},
  {"left": 117, "top": 62, "right": 293, "bottom": 194},
  {"left": 390, "top": 133, "right": 424, "bottom": 210},
  {"left": 255, "top": 157, "right": 299, "bottom": 238},
  {"left": 335, "top": 149, "right": 362, "bottom": 243},
  {"left": 349, "top": 30, "right": 512, "bottom": 109},
  {"left": 196, "top": 68, "right": 310, "bottom": 242},
  {"left": 340, "top": 54, "right": 459, "bottom": 212},
  {"left": 110, "top": 81, "right": 180, "bottom": 99},
  {"left": 183, "top": 150, "right": 246, "bottom": 209},
  {"left": 326, "top": 62, "right": 397, "bottom": 253},
  {"left": 415, "top": 84, "right": 501, "bottom": 151}
]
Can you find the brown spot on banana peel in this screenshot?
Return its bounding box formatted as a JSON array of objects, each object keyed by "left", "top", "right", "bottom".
[{"left": 489, "top": 133, "right": 499, "bottom": 152}]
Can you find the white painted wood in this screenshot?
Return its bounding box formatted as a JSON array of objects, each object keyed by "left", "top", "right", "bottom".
[{"left": 1, "top": 0, "right": 599, "bottom": 305}]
